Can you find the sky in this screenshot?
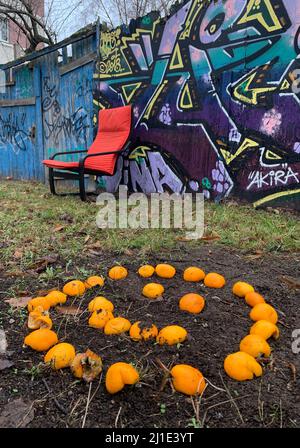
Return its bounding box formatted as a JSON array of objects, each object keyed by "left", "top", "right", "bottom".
[{"left": 45, "top": 0, "right": 115, "bottom": 42}]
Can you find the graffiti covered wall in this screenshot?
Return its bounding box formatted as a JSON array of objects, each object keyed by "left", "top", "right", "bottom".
[
  {"left": 0, "top": 33, "right": 96, "bottom": 181},
  {"left": 41, "top": 56, "right": 95, "bottom": 162},
  {"left": 93, "top": 0, "right": 300, "bottom": 208}
]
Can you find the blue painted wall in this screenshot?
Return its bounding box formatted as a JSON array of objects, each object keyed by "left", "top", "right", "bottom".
[{"left": 0, "top": 33, "right": 97, "bottom": 181}]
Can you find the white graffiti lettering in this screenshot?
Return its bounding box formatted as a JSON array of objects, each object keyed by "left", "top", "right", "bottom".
[{"left": 247, "top": 167, "right": 299, "bottom": 190}]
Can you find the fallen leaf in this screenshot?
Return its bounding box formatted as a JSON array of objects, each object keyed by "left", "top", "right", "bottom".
[
  {"left": 0, "top": 330, "right": 7, "bottom": 355},
  {"left": 0, "top": 398, "right": 34, "bottom": 428},
  {"left": 201, "top": 233, "right": 221, "bottom": 242},
  {"left": 59, "top": 213, "right": 73, "bottom": 223},
  {"left": 86, "top": 241, "right": 102, "bottom": 250},
  {"left": 56, "top": 306, "right": 82, "bottom": 315},
  {"left": 176, "top": 236, "right": 195, "bottom": 242},
  {"left": 245, "top": 251, "right": 264, "bottom": 260},
  {"left": 13, "top": 249, "right": 23, "bottom": 259},
  {"left": 87, "top": 249, "right": 102, "bottom": 257},
  {"left": 84, "top": 235, "right": 91, "bottom": 244},
  {"left": 0, "top": 358, "right": 14, "bottom": 371},
  {"left": 53, "top": 225, "right": 65, "bottom": 232},
  {"left": 278, "top": 275, "right": 300, "bottom": 290},
  {"left": 288, "top": 362, "right": 297, "bottom": 382},
  {"left": 123, "top": 248, "right": 134, "bottom": 256},
  {"left": 26, "top": 254, "right": 58, "bottom": 273},
  {"left": 4, "top": 296, "right": 32, "bottom": 308}
]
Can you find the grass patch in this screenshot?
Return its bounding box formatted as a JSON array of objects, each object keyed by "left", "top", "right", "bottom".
[{"left": 0, "top": 179, "right": 299, "bottom": 271}]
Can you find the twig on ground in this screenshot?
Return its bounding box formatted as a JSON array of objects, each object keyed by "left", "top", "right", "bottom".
[
  {"left": 69, "top": 396, "right": 86, "bottom": 418},
  {"left": 201, "top": 394, "right": 251, "bottom": 427},
  {"left": 115, "top": 406, "right": 122, "bottom": 428},
  {"left": 42, "top": 378, "right": 68, "bottom": 415},
  {"left": 16, "top": 395, "right": 48, "bottom": 428},
  {"left": 190, "top": 382, "right": 208, "bottom": 427},
  {"left": 278, "top": 320, "right": 289, "bottom": 328},
  {"left": 139, "top": 350, "right": 153, "bottom": 361},
  {"left": 202, "top": 391, "right": 222, "bottom": 402},
  {"left": 155, "top": 358, "right": 171, "bottom": 393},
  {"left": 204, "top": 377, "right": 226, "bottom": 393},
  {"left": 126, "top": 301, "right": 133, "bottom": 315},
  {"left": 82, "top": 382, "right": 92, "bottom": 428},
  {"left": 98, "top": 343, "right": 115, "bottom": 352},
  {"left": 90, "top": 372, "right": 103, "bottom": 402},
  {"left": 219, "top": 373, "right": 244, "bottom": 424},
  {"left": 131, "top": 302, "right": 152, "bottom": 314},
  {"left": 257, "top": 379, "right": 264, "bottom": 425}
]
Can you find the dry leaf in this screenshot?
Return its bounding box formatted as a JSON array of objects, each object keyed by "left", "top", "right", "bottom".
[
  {"left": 86, "top": 241, "right": 102, "bottom": 250},
  {"left": 59, "top": 213, "right": 73, "bottom": 223},
  {"left": 26, "top": 255, "right": 58, "bottom": 273},
  {"left": 176, "top": 236, "right": 194, "bottom": 242},
  {"left": 123, "top": 248, "right": 134, "bottom": 256},
  {"left": 87, "top": 250, "right": 102, "bottom": 257},
  {"left": 245, "top": 251, "right": 264, "bottom": 260},
  {"left": 288, "top": 363, "right": 297, "bottom": 382},
  {"left": 278, "top": 275, "right": 300, "bottom": 290},
  {"left": 13, "top": 249, "right": 23, "bottom": 259},
  {"left": 84, "top": 235, "right": 91, "bottom": 244},
  {"left": 0, "top": 359, "right": 14, "bottom": 371},
  {"left": 56, "top": 306, "right": 82, "bottom": 315},
  {"left": 53, "top": 225, "right": 65, "bottom": 232},
  {"left": 176, "top": 232, "right": 220, "bottom": 242},
  {"left": 0, "top": 398, "right": 34, "bottom": 428},
  {"left": 4, "top": 296, "right": 32, "bottom": 308},
  {"left": 201, "top": 233, "right": 221, "bottom": 242}
]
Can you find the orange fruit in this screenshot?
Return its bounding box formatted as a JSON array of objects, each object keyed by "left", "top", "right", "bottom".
[{"left": 204, "top": 273, "right": 226, "bottom": 288}]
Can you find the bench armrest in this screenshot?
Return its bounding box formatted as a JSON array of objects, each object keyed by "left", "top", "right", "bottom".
[{"left": 50, "top": 149, "right": 88, "bottom": 160}]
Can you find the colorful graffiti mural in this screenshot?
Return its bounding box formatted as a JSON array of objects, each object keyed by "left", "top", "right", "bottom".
[{"left": 93, "top": 0, "right": 300, "bottom": 207}]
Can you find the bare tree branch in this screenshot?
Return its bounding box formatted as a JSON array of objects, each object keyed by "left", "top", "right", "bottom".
[
  {"left": 0, "top": 0, "right": 55, "bottom": 53},
  {"left": 78, "top": 0, "right": 177, "bottom": 28}
]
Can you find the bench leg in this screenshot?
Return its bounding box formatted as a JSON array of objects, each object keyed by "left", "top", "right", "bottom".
[
  {"left": 48, "top": 167, "right": 92, "bottom": 201},
  {"left": 49, "top": 168, "right": 57, "bottom": 195},
  {"left": 79, "top": 168, "right": 87, "bottom": 201}
]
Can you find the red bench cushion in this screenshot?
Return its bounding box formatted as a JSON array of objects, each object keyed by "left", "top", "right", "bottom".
[
  {"left": 85, "top": 105, "right": 131, "bottom": 174},
  {"left": 43, "top": 160, "right": 79, "bottom": 170},
  {"left": 42, "top": 105, "right": 131, "bottom": 176}
]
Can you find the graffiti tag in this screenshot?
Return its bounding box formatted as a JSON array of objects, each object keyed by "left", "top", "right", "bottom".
[
  {"left": 44, "top": 107, "right": 90, "bottom": 145},
  {"left": 247, "top": 166, "right": 299, "bottom": 190},
  {"left": 0, "top": 113, "right": 30, "bottom": 154}
]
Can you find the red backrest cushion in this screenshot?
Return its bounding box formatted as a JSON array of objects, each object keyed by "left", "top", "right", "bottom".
[{"left": 85, "top": 105, "right": 132, "bottom": 174}]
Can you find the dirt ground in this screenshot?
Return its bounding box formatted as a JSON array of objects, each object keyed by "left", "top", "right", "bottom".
[{"left": 0, "top": 245, "right": 299, "bottom": 428}]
